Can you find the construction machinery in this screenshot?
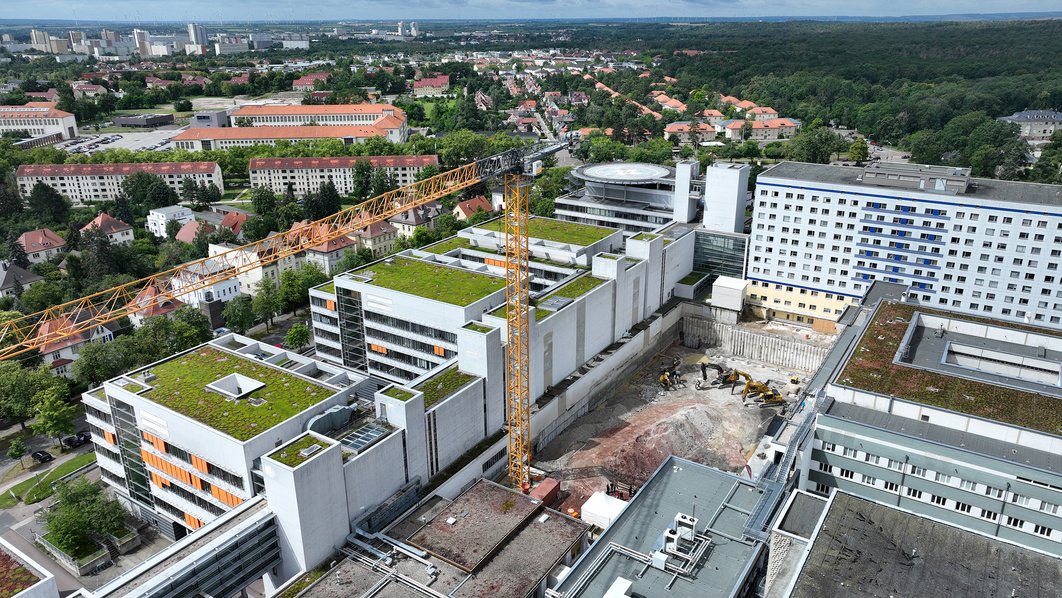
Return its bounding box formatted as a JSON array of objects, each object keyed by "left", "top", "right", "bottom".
[
  {"left": 728, "top": 370, "right": 753, "bottom": 394},
  {"left": 0, "top": 141, "right": 567, "bottom": 491},
  {"left": 695, "top": 361, "right": 728, "bottom": 390}
]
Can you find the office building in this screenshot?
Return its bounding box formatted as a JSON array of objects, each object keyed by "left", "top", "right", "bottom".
[
  {"left": 248, "top": 155, "right": 438, "bottom": 196},
  {"left": 16, "top": 162, "right": 223, "bottom": 205},
  {"left": 172, "top": 125, "right": 398, "bottom": 151},
  {"left": 229, "top": 103, "right": 406, "bottom": 136},
  {"left": 0, "top": 104, "right": 77, "bottom": 140},
  {"left": 747, "top": 161, "right": 1062, "bottom": 332},
  {"left": 790, "top": 286, "right": 1062, "bottom": 557},
  {"left": 132, "top": 29, "right": 151, "bottom": 55}
]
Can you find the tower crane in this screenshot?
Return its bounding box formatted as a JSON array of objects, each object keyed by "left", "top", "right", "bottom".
[{"left": 0, "top": 141, "right": 565, "bottom": 489}]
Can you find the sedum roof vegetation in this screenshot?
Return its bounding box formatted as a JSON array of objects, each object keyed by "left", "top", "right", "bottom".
[
  {"left": 383, "top": 386, "right": 415, "bottom": 401},
  {"left": 0, "top": 549, "right": 38, "bottom": 598},
  {"left": 416, "top": 365, "right": 476, "bottom": 409},
  {"left": 538, "top": 276, "right": 607, "bottom": 320},
  {"left": 464, "top": 322, "right": 493, "bottom": 333},
  {"left": 353, "top": 257, "right": 505, "bottom": 305},
  {"left": 837, "top": 302, "right": 1062, "bottom": 434},
  {"left": 317, "top": 281, "right": 335, "bottom": 294},
  {"left": 679, "top": 271, "right": 707, "bottom": 285},
  {"left": 423, "top": 236, "right": 472, "bottom": 254},
  {"left": 270, "top": 435, "right": 331, "bottom": 468},
  {"left": 141, "top": 347, "right": 333, "bottom": 441},
  {"left": 478, "top": 217, "right": 613, "bottom": 246}
]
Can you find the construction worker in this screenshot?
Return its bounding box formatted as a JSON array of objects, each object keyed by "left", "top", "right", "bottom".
[{"left": 659, "top": 371, "right": 671, "bottom": 391}]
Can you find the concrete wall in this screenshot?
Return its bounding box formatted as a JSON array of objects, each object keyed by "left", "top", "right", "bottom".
[
  {"left": 342, "top": 429, "right": 408, "bottom": 523},
  {"left": 456, "top": 324, "right": 506, "bottom": 434},
  {"left": 682, "top": 317, "right": 830, "bottom": 373},
  {"left": 432, "top": 435, "right": 509, "bottom": 501},
  {"left": 428, "top": 378, "right": 487, "bottom": 476}
]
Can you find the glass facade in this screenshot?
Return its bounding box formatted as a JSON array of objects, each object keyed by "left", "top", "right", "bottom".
[
  {"left": 336, "top": 286, "right": 367, "bottom": 372},
  {"left": 693, "top": 229, "right": 748, "bottom": 289}
]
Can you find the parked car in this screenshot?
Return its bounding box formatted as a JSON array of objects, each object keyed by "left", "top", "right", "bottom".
[
  {"left": 75, "top": 430, "right": 91, "bottom": 443},
  {"left": 31, "top": 451, "right": 54, "bottom": 464},
  {"left": 62, "top": 434, "right": 87, "bottom": 449},
  {"left": 213, "top": 327, "right": 231, "bottom": 337}
]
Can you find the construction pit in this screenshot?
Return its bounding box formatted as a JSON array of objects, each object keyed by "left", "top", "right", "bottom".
[{"left": 534, "top": 340, "right": 812, "bottom": 513}]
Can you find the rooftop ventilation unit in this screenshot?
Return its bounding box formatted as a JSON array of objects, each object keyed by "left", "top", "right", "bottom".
[{"left": 299, "top": 443, "right": 323, "bottom": 458}]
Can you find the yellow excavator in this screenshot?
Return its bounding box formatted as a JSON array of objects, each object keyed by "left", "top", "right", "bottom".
[
  {"left": 728, "top": 370, "right": 753, "bottom": 394},
  {"left": 741, "top": 379, "right": 787, "bottom": 408}
]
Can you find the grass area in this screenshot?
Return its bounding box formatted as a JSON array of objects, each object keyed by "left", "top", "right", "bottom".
[
  {"left": 416, "top": 365, "right": 477, "bottom": 409},
  {"left": 42, "top": 531, "right": 104, "bottom": 564},
  {"left": 352, "top": 257, "right": 505, "bottom": 306},
  {"left": 422, "top": 236, "right": 472, "bottom": 254},
  {"left": 113, "top": 107, "right": 176, "bottom": 115},
  {"left": 0, "top": 548, "right": 39, "bottom": 597},
  {"left": 276, "top": 563, "right": 331, "bottom": 598},
  {"left": 679, "top": 271, "right": 707, "bottom": 285},
  {"left": 140, "top": 347, "right": 333, "bottom": 441},
  {"left": 383, "top": 386, "right": 415, "bottom": 401},
  {"left": 464, "top": 322, "right": 493, "bottom": 333},
  {"left": 1, "top": 452, "right": 100, "bottom": 508},
  {"left": 270, "top": 435, "right": 331, "bottom": 468},
  {"left": 599, "top": 253, "right": 619, "bottom": 260},
  {"left": 317, "top": 281, "right": 336, "bottom": 294},
  {"left": 838, "top": 302, "right": 1062, "bottom": 433},
  {"left": 631, "top": 232, "right": 660, "bottom": 241},
  {"left": 421, "top": 99, "right": 456, "bottom": 119},
  {"left": 477, "top": 217, "right": 614, "bottom": 246}
]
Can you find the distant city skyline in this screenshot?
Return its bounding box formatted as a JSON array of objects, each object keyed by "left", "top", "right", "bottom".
[{"left": 2, "top": 1, "right": 1061, "bottom": 22}]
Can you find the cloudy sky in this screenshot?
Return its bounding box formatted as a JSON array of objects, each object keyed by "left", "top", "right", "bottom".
[{"left": 4, "top": 0, "right": 1060, "bottom": 22}]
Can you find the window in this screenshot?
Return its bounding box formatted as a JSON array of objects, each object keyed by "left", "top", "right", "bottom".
[
  {"left": 981, "top": 509, "right": 998, "bottom": 522},
  {"left": 960, "top": 479, "right": 976, "bottom": 491},
  {"left": 815, "top": 483, "right": 830, "bottom": 495},
  {"left": 818, "top": 461, "right": 831, "bottom": 472},
  {"left": 864, "top": 453, "right": 880, "bottom": 465},
  {"left": 955, "top": 502, "right": 972, "bottom": 513},
  {"left": 932, "top": 495, "right": 947, "bottom": 506},
  {"left": 1006, "top": 516, "right": 1025, "bottom": 529},
  {"left": 1010, "top": 493, "right": 1031, "bottom": 507},
  {"left": 1040, "top": 501, "right": 1059, "bottom": 515},
  {"left": 985, "top": 485, "right": 1004, "bottom": 499},
  {"left": 910, "top": 466, "right": 927, "bottom": 477},
  {"left": 861, "top": 474, "right": 877, "bottom": 485},
  {"left": 839, "top": 468, "right": 855, "bottom": 480},
  {"left": 1034, "top": 524, "right": 1053, "bottom": 537},
  {"left": 887, "top": 459, "right": 904, "bottom": 471},
  {"left": 843, "top": 447, "right": 858, "bottom": 458},
  {"left": 884, "top": 481, "right": 899, "bottom": 493},
  {"left": 935, "top": 473, "right": 952, "bottom": 484},
  {"left": 906, "top": 487, "right": 923, "bottom": 499},
  {"left": 822, "top": 442, "right": 835, "bottom": 452}
]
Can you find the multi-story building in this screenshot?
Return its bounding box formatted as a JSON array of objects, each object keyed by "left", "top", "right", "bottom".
[
  {"left": 999, "top": 108, "right": 1062, "bottom": 145},
  {"left": 146, "top": 205, "right": 195, "bottom": 239},
  {"left": 747, "top": 161, "right": 1062, "bottom": 333},
  {"left": 36, "top": 311, "right": 118, "bottom": 378},
  {"left": 16, "top": 162, "right": 223, "bottom": 205},
  {"left": 388, "top": 201, "right": 444, "bottom": 236},
  {"left": 248, "top": 155, "right": 438, "bottom": 197},
  {"left": 172, "top": 126, "right": 400, "bottom": 151},
  {"left": 187, "top": 22, "right": 208, "bottom": 46},
  {"left": 789, "top": 287, "right": 1062, "bottom": 557},
  {"left": 0, "top": 260, "right": 42, "bottom": 299},
  {"left": 208, "top": 238, "right": 304, "bottom": 296},
  {"left": 412, "top": 74, "right": 450, "bottom": 97},
  {"left": 169, "top": 257, "right": 242, "bottom": 310},
  {"left": 291, "top": 72, "right": 329, "bottom": 92},
  {"left": 126, "top": 283, "right": 184, "bottom": 328},
  {"left": 81, "top": 212, "right": 133, "bottom": 245},
  {"left": 228, "top": 104, "right": 407, "bottom": 142},
  {"left": 17, "top": 228, "right": 66, "bottom": 264},
  {"left": 0, "top": 104, "right": 77, "bottom": 140}
]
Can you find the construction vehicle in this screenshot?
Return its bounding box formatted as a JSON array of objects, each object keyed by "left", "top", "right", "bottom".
[
  {"left": 0, "top": 141, "right": 568, "bottom": 492},
  {"left": 758, "top": 393, "right": 787, "bottom": 408},
  {"left": 695, "top": 361, "right": 727, "bottom": 390},
  {"left": 728, "top": 370, "right": 753, "bottom": 394},
  {"left": 741, "top": 379, "right": 779, "bottom": 402}
]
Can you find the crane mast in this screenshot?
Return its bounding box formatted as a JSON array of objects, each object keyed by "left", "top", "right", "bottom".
[{"left": 504, "top": 173, "right": 532, "bottom": 490}]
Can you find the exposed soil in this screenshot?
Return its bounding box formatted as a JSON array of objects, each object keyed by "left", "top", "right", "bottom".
[{"left": 535, "top": 342, "right": 808, "bottom": 513}]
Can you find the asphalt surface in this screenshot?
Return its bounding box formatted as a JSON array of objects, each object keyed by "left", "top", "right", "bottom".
[{"left": 64, "top": 127, "right": 185, "bottom": 154}]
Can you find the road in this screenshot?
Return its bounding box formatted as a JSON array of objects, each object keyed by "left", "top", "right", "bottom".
[{"left": 534, "top": 111, "right": 556, "bottom": 141}]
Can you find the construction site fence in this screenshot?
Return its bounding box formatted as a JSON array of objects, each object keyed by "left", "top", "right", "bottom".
[{"left": 681, "top": 316, "right": 830, "bottom": 373}]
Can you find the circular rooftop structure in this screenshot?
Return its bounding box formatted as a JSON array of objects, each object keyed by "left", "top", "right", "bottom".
[{"left": 572, "top": 162, "right": 674, "bottom": 185}]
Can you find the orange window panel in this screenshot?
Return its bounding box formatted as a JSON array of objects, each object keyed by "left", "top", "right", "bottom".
[
  {"left": 191, "top": 476, "right": 202, "bottom": 490},
  {"left": 434, "top": 345, "right": 445, "bottom": 356},
  {"left": 370, "top": 344, "right": 388, "bottom": 354},
  {"left": 485, "top": 257, "right": 506, "bottom": 268},
  {"left": 325, "top": 299, "right": 336, "bottom": 310},
  {"left": 103, "top": 431, "right": 116, "bottom": 445},
  {"left": 191, "top": 455, "right": 210, "bottom": 474},
  {"left": 184, "top": 512, "right": 202, "bottom": 530}
]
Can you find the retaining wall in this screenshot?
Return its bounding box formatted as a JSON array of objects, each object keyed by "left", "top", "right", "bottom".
[{"left": 682, "top": 316, "right": 829, "bottom": 373}]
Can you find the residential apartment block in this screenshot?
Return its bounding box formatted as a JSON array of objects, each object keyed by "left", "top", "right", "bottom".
[
  {"left": 248, "top": 155, "right": 438, "bottom": 197},
  {"left": 747, "top": 161, "right": 1062, "bottom": 332},
  {"left": 146, "top": 205, "right": 195, "bottom": 239},
  {"left": 0, "top": 103, "right": 77, "bottom": 139},
  {"left": 171, "top": 126, "right": 399, "bottom": 151},
  {"left": 228, "top": 103, "right": 407, "bottom": 142},
  {"left": 16, "top": 162, "right": 223, "bottom": 205}
]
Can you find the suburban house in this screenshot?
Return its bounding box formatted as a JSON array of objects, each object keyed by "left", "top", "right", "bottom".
[
  {"left": 36, "top": 311, "right": 120, "bottom": 378},
  {"left": 126, "top": 283, "right": 185, "bottom": 328},
  {"left": 387, "top": 201, "right": 444, "bottom": 236},
  {"left": 17, "top": 228, "right": 66, "bottom": 264},
  {"left": 0, "top": 260, "right": 42, "bottom": 298},
  {"left": 453, "top": 196, "right": 493, "bottom": 220},
  {"left": 81, "top": 212, "right": 134, "bottom": 245}
]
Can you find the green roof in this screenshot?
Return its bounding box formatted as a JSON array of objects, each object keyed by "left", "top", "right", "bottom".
[
  {"left": 140, "top": 347, "right": 334, "bottom": 441},
  {"left": 351, "top": 257, "right": 505, "bottom": 306},
  {"left": 383, "top": 386, "right": 415, "bottom": 401},
  {"left": 838, "top": 302, "right": 1062, "bottom": 434},
  {"left": 317, "top": 281, "right": 335, "bottom": 294},
  {"left": 478, "top": 217, "right": 614, "bottom": 246},
  {"left": 464, "top": 322, "right": 493, "bottom": 333},
  {"left": 631, "top": 232, "right": 659, "bottom": 241},
  {"left": 0, "top": 548, "right": 38, "bottom": 597},
  {"left": 269, "top": 435, "right": 332, "bottom": 467},
  {"left": 415, "top": 365, "right": 477, "bottom": 409},
  {"left": 423, "top": 236, "right": 472, "bottom": 254},
  {"left": 538, "top": 276, "right": 607, "bottom": 320},
  {"left": 679, "top": 271, "right": 707, "bottom": 285}
]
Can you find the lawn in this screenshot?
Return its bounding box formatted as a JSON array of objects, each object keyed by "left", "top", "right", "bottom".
[
  {"left": 476, "top": 217, "right": 614, "bottom": 246},
  {"left": 383, "top": 386, "right": 415, "bottom": 401},
  {"left": 837, "top": 301, "right": 1062, "bottom": 434},
  {"left": 352, "top": 257, "right": 505, "bottom": 306},
  {"left": 0, "top": 548, "right": 38, "bottom": 597},
  {"left": 421, "top": 99, "right": 456, "bottom": 120},
  {"left": 416, "top": 365, "right": 477, "bottom": 409},
  {"left": 1, "top": 452, "right": 98, "bottom": 508},
  {"left": 464, "top": 322, "right": 493, "bottom": 333},
  {"left": 139, "top": 347, "right": 334, "bottom": 440},
  {"left": 422, "top": 236, "right": 472, "bottom": 254},
  {"left": 270, "top": 435, "right": 331, "bottom": 468}
]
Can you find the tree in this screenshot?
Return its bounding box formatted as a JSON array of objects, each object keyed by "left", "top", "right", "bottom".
[
  {"left": 7, "top": 437, "right": 26, "bottom": 468},
  {"left": 250, "top": 186, "right": 278, "bottom": 216},
  {"left": 72, "top": 337, "right": 134, "bottom": 386},
  {"left": 334, "top": 248, "right": 374, "bottom": 273},
  {"left": 165, "top": 218, "right": 182, "bottom": 240},
  {"left": 33, "top": 388, "right": 77, "bottom": 446},
  {"left": 46, "top": 479, "right": 127, "bottom": 556},
  {"left": 6, "top": 232, "right": 28, "bottom": 269},
  {"left": 170, "top": 306, "right": 213, "bottom": 351},
  {"left": 223, "top": 295, "right": 255, "bottom": 334},
  {"left": 0, "top": 363, "right": 65, "bottom": 430},
  {"left": 27, "top": 183, "right": 70, "bottom": 224},
  {"left": 173, "top": 98, "right": 193, "bottom": 112},
  {"left": 317, "top": 180, "right": 342, "bottom": 218},
  {"left": 0, "top": 184, "right": 22, "bottom": 215},
  {"left": 352, "top": 159, "right": 374, "bottom": 201},
  {"left": 285, "top": 323, "right": 310, "bottom": 351},
  {"left": 848, "top": 137, "right": 869, "bottom": 163},
  {"left": 180, "top": 178, "right": 198, "bottom": 203},
  {"left": 280, "top": 263, "right": 328, "bottom": 314},
  {"left": 18, "top": 281, "right": 64, "bottom": 312},
  {"left": 252, "top": 277, "right": 282, "bottom": 331},
  {"left": 241, "top": 215, "right": 277, "bottom": 242},
  {"left": 788, "top": 127, "right": 846, "bottom": 164}
]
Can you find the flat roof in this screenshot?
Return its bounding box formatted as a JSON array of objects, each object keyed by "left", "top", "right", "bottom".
[
  {"left": 129, "top": 346, "right": 335, "bottom": 441},
  {"left": 268, "top": 434, "right": 334, "bottom": 467},
  {"left": 348, "top": 256, "right": 505, "bottom": 306},
  {"left": 791, "top": 492, "right": 1062, "bottom": 598},
  {"left": 777, "top": 492, "right": 827, "bottom": 539},
  {"left": 557, "top": 456, "right": 765, "bottom": 598},
  {"left": 834, "top": 302, "right": 1062, "bottom": 433},
  {"left": 760, "top": 161, "right": 1062, "bottom": 209},
  {"left": 475, "top": 216, "right": 615, "bottom": 247}
]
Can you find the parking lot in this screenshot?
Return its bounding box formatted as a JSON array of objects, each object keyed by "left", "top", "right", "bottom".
[{"left": 61, "top": 127, "right": 186, "bottom": 155}]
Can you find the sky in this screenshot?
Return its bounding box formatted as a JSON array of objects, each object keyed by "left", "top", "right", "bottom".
[{"left": 3, "top": 0, "right": 1061, "bottom": 22}]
